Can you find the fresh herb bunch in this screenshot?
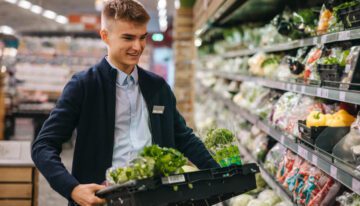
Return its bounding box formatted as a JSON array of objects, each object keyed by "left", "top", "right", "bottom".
[
  {"left": 205, "top": 128, "right": 235, "bottom": 149},
  {"left": 141, "top": 145, "right": 187, "bottom": 177}
]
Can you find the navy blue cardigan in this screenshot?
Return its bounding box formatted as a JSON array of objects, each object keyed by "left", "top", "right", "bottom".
[{"left": 31, "top": 57, "right": 218, "bottom": 201}]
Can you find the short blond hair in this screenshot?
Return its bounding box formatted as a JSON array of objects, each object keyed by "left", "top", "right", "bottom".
[{"left": 101, "top": 0, "right": 150, "bottom": 29}]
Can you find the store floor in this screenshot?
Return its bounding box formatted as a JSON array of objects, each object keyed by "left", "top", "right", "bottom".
[{"left": 38, "top": 143, "right": 73, "bottom": 206}]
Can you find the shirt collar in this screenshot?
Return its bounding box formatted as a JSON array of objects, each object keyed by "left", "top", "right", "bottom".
[{"left": 105, "top": 56, "right": 138, "bottom": 86}]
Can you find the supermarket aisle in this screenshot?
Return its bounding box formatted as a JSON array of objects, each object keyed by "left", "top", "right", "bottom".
[{"left": 38, "top": 144, "right": 74, "bottom": 206}]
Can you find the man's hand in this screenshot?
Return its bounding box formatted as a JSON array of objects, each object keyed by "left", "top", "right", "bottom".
[{"left": 71, "top": 184, "right": 106, "bottom": 206}]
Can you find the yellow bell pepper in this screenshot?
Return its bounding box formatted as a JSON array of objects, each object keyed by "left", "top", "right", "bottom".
[
  {"left": 306, "top": 111, "right": 327, "bottom": 127},
  {"left": 327, "top": 109, "right": 355, "bottom": 127}
]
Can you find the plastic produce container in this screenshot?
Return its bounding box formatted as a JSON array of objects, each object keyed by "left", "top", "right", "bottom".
[{"left": 96, "top": 163, "right": 259, "bottom": 206}]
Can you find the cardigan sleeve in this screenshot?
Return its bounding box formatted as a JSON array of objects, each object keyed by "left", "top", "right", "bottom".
[{"left": 31, "top": 74, "right": 83, "bottom": 200}]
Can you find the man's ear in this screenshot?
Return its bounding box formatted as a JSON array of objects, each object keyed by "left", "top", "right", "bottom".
[{"left": 100, "top": 29, "right": 109, "bottom": 45}]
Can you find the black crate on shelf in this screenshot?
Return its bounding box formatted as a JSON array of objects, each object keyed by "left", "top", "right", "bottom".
[
  {"left": 96, "top": 164, "right": 259, "bottom": 206},
  {"left": 317, "top": 64, "right": 344, "bottom": 88},
  {"left": 315, "top": 126, "right": 350, "bottom": 154},
  {"left": 298, "top": 120, "right": 327, "bottom": 145},
  {"left": 338, "top": 4, "right": 360, "bottom": 29}
]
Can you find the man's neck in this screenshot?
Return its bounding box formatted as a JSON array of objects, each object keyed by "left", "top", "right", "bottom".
[{"left": 108, "top": 55, "right": 135, "bottom": 75}]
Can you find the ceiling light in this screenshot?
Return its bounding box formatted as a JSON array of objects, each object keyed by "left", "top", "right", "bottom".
[
  {"left": 43, "top": 10, "right": 57, "bottom": 19},
  {"left": 30, "top": 5, "right": 43, "bottom": 14},
  {"left": 18, "top": 0, "right": 32, "bottom": 9},
  {"left": 175, "top": 0, "right": 180, "bottom": 9},
  {"left": 157, "top": 0, "right": 166, "bottom": 10},
  {"left": 4, "top": 0, "right": 17, "bottom": 4},
  {"left": 195, "top": 38, "right": 202, "bottom": 47},
  {"left": 0, "top": 25, "right": 15, "bottom": 35},
  {"left": 55, "top": 15, "right": 68, "bottom": 24}
]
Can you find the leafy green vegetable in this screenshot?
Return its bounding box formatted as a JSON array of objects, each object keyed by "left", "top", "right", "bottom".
[
  {"left": 204, "top": 128, "right": 235, "bottom": 149},
  {"left": 141, "top": 145, "right": 187, "bottom": 177},
  {"left": 108, "top": 157, "right": 155, "bottom": 184},
  {"left": 204, "top": 128, "right": 242, "bottom": 167},
  {"left": 107, "top": 145, "right": 187, "bottom": 184},
  {"left": 261, "top": 56, "right": 281, "bottom": 68}
]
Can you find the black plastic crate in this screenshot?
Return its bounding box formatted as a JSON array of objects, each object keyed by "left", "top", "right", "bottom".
[
  {"left": 315, "top": 126, "right": 350, "bottom": 154},
  {"left": 317, "top": 64, "right": 345, "bottom": 87},
  {"left": 298, "top": 120, "right": 327, "bottom": 145},
  {"left": 96, "top": 163, "right": 259, "bottom": 206},
  {"left": 338, "top": 4, "right": 360, "bottom": 29}
]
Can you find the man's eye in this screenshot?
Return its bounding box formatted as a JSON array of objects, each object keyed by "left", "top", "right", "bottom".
[{"left": 123, "top": 37, "right": 133, "bottom": 40}]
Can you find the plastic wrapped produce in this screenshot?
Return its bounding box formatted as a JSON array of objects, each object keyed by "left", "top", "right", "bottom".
[
  {"left": 277, "top": 150, "right": 296, "bottom": 183},
  {"left": 229, "top": 194, "right": 254, "bottom": 206},
  {"left": 336, "top": 192, "right": 360, "bottom": 206},
  {"left": 258, "top": 189, "right": 282, "bottom": 205},
  {"left": 264, "top": 143, "right": 287, "bottom": 176},
  {"left": 317, "top": 5, "right": 333, "bottom": 35},
  {"left": 303, "top": 46, "right": 324, "bottom": 82},
  {"left": 249, "top": 52, "right": 267, "bottom": 76},
  {"left": 271, "top": 92, "right": 302, "bottom": 130},
  {"left": 296, "top": 167, "right": 323, "bottom": 205},
  {"left": 282, "top": 156, "right": 305, "bottom": 192},
  {"left": 341, "top": 46, "right": 360, "bottom": 90},
  {"left": 332, "top": 112, "right": 360, "bottom": 166}
]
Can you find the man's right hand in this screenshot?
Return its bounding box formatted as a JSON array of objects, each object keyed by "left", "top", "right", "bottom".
[{"left": 71, "top": 184, "right": 106, "bottom": 206}]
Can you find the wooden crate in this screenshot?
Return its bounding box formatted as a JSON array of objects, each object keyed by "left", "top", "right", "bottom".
[{"left": 0, "top": 141, "right": 38, "bottom": 206}]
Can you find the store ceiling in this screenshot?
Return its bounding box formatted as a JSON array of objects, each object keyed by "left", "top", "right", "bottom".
[{"left": 0, "top": 0, "right": 175, "bottom": 34}]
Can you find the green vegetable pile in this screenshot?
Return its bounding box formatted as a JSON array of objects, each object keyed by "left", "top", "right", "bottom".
[
  {"left": 140, "top": 145, "right": 187, "bottom": 177},
  {"left": 108, "top": 157, "right": 155, "bottom": 184},
  {"left": 204, "top": 128, "right": 242, "bottom": 167},
  {"left": 107, "top": 145, "right": 187, "bottom": 184}
]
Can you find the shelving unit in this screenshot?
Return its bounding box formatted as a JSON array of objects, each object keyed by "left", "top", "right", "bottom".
[
  {"left": 236, "top": 143, "right": 294, "bottom": 205},
  {"left": 199, "top": 69, "right": 360, "bottom": 105},
  {"left": 199, "top": 27, "right": 360, "bottom": 59},
  {"left": 200, "top": 83, "right": 360, "bottom": 195}
]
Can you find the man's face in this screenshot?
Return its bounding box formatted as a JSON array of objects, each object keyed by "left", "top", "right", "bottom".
[{"left": 101, "top": 19, "right": 148, "bottom": 68}]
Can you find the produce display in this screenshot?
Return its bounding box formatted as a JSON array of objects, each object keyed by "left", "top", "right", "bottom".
[{"left": 204, "top": 128, "right": 242, "bottom": 167}]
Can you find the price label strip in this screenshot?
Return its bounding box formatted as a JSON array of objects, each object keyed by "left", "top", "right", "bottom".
[
  {"left": 339, "top": 91, "right": 346, "bottom": 102},
  {"left": 338, "top": 31, "right": 351, "bottom": 41},
  {"left": 330, "top": 165, "right": 338, "bottom": 178},
  {"left": 352, "top": 178, "right": 360, "bottom": 194},
  {"left": 162, "top": 174, "right": 186, "bottom": 184}
]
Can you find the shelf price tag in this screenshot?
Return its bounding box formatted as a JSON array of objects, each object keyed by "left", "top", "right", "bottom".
[
  {"left": 345, "top": 65, "right": 351, "bottom": 73},
  {"left": 317, "top": 88, "right": 322, "bottom": 97},
  {"left": 298, "top": 146, "right": 308, "bottom": 159},
  {"left": 292, "top": 84, "right": 297, "bottom": 92},
  {"left": 287, "top": 84, "right": 292, "bottom": 91},
  {"left": 352, "top": 178, "right": 360, "bottom": 193},
  {"left": 313, "top": 37, "right": 318, "bottom": 44},
  {"left": 339, "top": 31, "right": 351, "bottom": 41},
  {"left": 312, "top": 154, "right": 318, "bottom": 165},
  {"left": 321, "top": 89, "right": 329, "bottom": 98},
  {"left": 300, "top": 39, "right": 305, "bottom": 46},
  {"left": 330, "top": 165, "right": 338, "bottom": 178},
  {"left": 280, "top": 135, "right": 285, "bottom": 144},
  {"left": 339, "top": 91, "right": 346, "bottom": 102},
  {"left": 301, "top": 86, "right": 306, "bottom": 94},
  {"left": 321, "top": 35, "right": 327, "bottom": 43}
]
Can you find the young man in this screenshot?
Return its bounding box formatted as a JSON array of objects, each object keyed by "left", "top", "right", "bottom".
[{"left": 31, "top": 0, "right": 218, "bottom": 205}]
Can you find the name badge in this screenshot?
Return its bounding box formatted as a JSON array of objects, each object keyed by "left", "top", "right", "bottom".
[{"left": 152, "top": 105, "right": 165, "bottom": 114}]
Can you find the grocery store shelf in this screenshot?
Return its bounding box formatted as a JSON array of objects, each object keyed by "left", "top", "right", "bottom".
[
  {"left": 236, "top": 143, "right": 294, "bottom": 205},
  {"left": 201, "top": 84, "right": 360, "bottom": 195},
  {"left": 195, "top": 0, "right": 245, "bottom": 37},
  {"left": 210, "top": 29, "right": 360, "bottom": 58},
  {"left": 200, "top": 69, "right": 360, "bottom": 105}
]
